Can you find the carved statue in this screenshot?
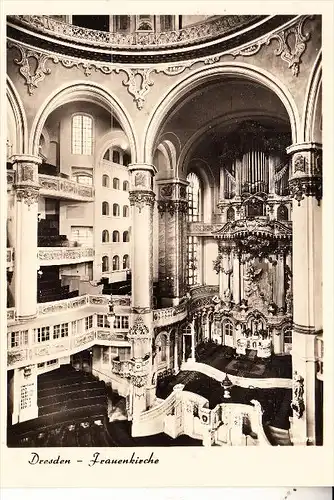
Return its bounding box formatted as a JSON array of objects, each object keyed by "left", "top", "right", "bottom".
[
  {"left": 243, "top": 259, "right": 262, "bottom": 297},
  {"left": 291, "top": 371, "right": 305, "bottom": 419}
]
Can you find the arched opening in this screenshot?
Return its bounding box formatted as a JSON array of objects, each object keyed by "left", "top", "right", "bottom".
[
  {"left": 102, "top": 174, "right": 110, "bottom": 187},
  {"left": 112, "top": 255, "right": 120, "bottom": 271},
  {"left": 122, "top": 254, "right": 130, "bottom": 269},
  {"left": 102, "top": 230, "right": 109, "bottom": 243},
  {"left": 123, "top": 205, "right": 129, "bottom": 217},
  {"left": 102, "top": 256, "right": 109, "bottom": 272},
  {"left": 123, "top": 231, "right": 129, "bottom": 242},
  {"left": 113, "top": 204, "right": 120, "bottom": 217},
  {"left": 102, "top": 201, "right": 109, "bottom": 216},
  {"left": 112, "top": 231, "right": 120, "bottom": 243}
]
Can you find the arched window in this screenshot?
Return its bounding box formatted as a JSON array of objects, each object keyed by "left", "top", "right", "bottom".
[
  {"left": 187, "top": 236, "right": 199, "bottom": 286},
  {"left": 102, "top": 201, "right": 109, "bottom": 216},
  {"left": 102, "top": 174, "right": 110, "bottom": 187},
  {"left": 113, "top": 203, "right": 120, "bottom": 216},
  {"left": 223, "top": 320, "right": 233, "bottom": 337},
  {"left": 123, "top": 254, "right": 130, "bottom": 269},
  {"left": 112, "top": 230, "right": 120, "bottom": 242},
  {"left": 186, "top": 172, "right": 200, "bottom": 222},
  {"left": 160, "top": 335, "right": 167, "bottom": 362},
  {"left": 227, "top": 206, "right": 235, "bottom": 221},
  {"left": 123, "top": 181, "right": 129, "bottom": 191},
  {"left": 113, "top": 178, "right": 120, "bottom": 190},
  {"left": 277, "top": 204, "right": 289, "bottom": 221},
  {"left": 112, "top": 150, "right": 121, "bottom": 164},
  {"left": 123, "top": 231, "right": 129, "bottom": 242},
  {"left": 102, "top": 256, "right": 109, "bottom": 272},
  {"left": 112, "top": 255, "right": 120, "bottom": 271},
  {"left": 71, "top": 115, "right": 93, "bottom": 155},
  {"left": 102, "top": 230, "right": 109, "bottom": 243},
  {"left": 123, "top": 154, "right": 131, "bottom": 167},
  {"left": 123, "top": 205, "right": 129, "bottom": 217}
]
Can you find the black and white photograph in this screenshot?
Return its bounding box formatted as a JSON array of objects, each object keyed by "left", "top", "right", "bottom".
[{"left": 1, "top": 1, "right": 333, "bottom": 489}]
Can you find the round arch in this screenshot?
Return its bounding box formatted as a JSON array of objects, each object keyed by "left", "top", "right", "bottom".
[
  {"left": 7, "top": 76, "right": 28, "bottom": 155},
  {"left": 144, "top": 62, "right": 300, "bottom": 164},
  {"left": 96, "top": 129, "right": 132, "bottom": 166},
  {"left": 29, "top": 81, "right": 138, "bottom": 161},
  {"left": 178, "top": 109, "right": 289, "bottom": 177},
  {"left": 302, "top": 50, "right": 322, "bottom": 143}
]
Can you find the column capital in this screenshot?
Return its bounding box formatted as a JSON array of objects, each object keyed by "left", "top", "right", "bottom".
[
  {"left": 10, "top": 154, "right": 42, "bottom": 165},
  {"left": 128, "top": 163, "right": 157, "bottom": 175},
  {"left": 287, "top": 143, "right": 322, "bottom": 205}
]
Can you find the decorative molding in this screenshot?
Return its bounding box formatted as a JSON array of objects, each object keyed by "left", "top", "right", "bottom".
[
  {"left": 115, "top": 67, "right": 154, "bottom": 110},
  {"left": 60, "top": 58, "right": 113, "bottom": 76},
  {"left": 229, "top": 15, "right": 312, "bottom": 76},
  {"left": 291, "top": 371, "right": 305, "bottom": 418},
  {"left": 15, "top": 186, "right": 39, "bottom": 206},
  {"left": 38, "top": 247, "right": 95, "bottom": 263},
  {"left": 10, "top": 15, "right": 257, "bottom": 50},
  {"left": 8, "top": 42, "right": 59, "bottom": 94},
  {"left": 129, "top": 190, "right": 155, "bottom": 213},
  {"left": 157, "top": 199, "right": 188, "bottom": 217},
  {"left": 128, "top": 316, "right": 150, "bottom": 338},
  {"left": 131, "top": 307, "right": 151, "bottom": 314},
  {"left": 293, "top": 154, "right": 308, "bottom": 174},
  {"left": 289, "top": 177, "right": 322, "bottom": 205},
  {"left": 39, "top": 174, "right": 94, "bottom": 200}
]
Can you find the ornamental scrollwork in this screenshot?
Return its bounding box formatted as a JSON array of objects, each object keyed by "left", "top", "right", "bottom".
[
  {"left": 229, "top": 15, "right": 312, "bottom": 76},
  {"left": 291, "top": 371, "right": 305, "bottom": 418},
  {"left": 289, "top": 177, "right": 322, "bottom": 206},
  {"left": 131, "top": 307, "right": 151, "bottom": 314},
  {"left": 131, "top": 375, "right": 147, "bottom": 388},
  {"left": 157, "top": 200, "right": 188, "bottom": 217},
  {"left": 128, "top": 316, "right": 150, "bottom": 338},
  {"left": 129, "top": 190, "right": 155, "bottom": 213},
  {"left": 115, "top": 67, "right": 155, "bottom": 110},
  {"left": 8, "top": 42, "right": 59, "bottom": 95},
  {"left": 16, "top": 186, "right": 39, "bottom": 207}
]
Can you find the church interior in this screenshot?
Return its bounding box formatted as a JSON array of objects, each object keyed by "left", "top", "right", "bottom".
[{"left": 5, "top": 14, "right": 323, "bottom": 447}]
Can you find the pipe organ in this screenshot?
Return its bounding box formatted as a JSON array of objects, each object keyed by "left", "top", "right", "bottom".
[{"left": 212, "top": 121, "right": 292, "bottom": 357}]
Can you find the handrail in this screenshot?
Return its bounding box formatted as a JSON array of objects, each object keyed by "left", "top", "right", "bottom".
[{"left": 9, "top": 15, "right": 259, "bottom": 50}]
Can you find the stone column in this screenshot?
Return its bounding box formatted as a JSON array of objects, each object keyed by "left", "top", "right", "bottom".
[
  {"left": 157, "top": 180, "right": 188, "bottom": 306},
  {"left": 232, "top": 249, "right": 240, "bottom": 305},
  {"left": 128, "top": 164, "right": 156, "bottom": 430},
  {"left": 276, "top": 253, "right": 285, "bottom": 312},
  {"left": 174, "top": 333, "right": 179, "bottom": 373},
  {"left": 12, "top": 155, "right": 41, "bottom": 320},
  {"left": 287, "top": 143, "right": 322, "bottom": 446}
]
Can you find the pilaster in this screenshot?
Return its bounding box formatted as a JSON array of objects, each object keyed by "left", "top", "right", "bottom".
[
  {"left": 12, "top": 155, "right": 41, "bottom": 320},
  {"left": 287, "top": 142, "right": 322, "bottom": 446}
]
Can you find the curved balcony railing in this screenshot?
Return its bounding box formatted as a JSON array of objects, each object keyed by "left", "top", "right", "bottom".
[
  {"left": 38, "top": 246, "right": 95, "bottom": 265},
  {"left": 39, "top": 174, "right": 94, "bottom": 200},
  {"left": 153, "top": 302, "right": 188, "bottom": 328},
  {"left": 9, "top": 15, "right": 259, "bottom": 50},
  {"left": 7, "top": 171, "right": 94, "bottom": 201}
]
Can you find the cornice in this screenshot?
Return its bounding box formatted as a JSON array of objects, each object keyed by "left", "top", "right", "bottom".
[
  {"left": 7, "top": 15, "right": 315, "bottom": 110},
  {"left": 7, "top": 15, "right": 295, "bottom": 64}
]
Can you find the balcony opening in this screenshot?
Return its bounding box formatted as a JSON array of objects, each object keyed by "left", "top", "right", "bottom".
[{"left": 72, "top": 15, "right": 110, "bottom": 32}]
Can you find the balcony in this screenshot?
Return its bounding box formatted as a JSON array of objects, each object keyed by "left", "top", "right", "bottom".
[
  {"left": 10, "top": 15, "right": 260, "bottom": 50},
  {"left": 153, "top": 302, "right": 188, "bottom": 328},
  {"left": 38, "top": 246, "right": 95, "bottom": 266},
  {"left": 39, "top": 174, "right": 94, "bottom": 201},
  {"left": 7, "top": 171, "right": 94, "bottom": 201},
  {"left": 7, "top": 248, "right": 14, "bottom": 270}
]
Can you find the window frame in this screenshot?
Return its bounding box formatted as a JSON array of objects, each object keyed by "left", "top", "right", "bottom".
[{"left": 71, "top": 114, "right": 94, "bottom": 156}]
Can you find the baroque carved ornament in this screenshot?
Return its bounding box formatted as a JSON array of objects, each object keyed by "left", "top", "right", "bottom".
[
  {"left": 129, "top": 190, "right": 155, "bottom": 213},
  {"left": 16, "top": 186, "right": 39, "bottom": 207},
  {"left": 8, "top": 16, "right": 313, "bottom": 108}
]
